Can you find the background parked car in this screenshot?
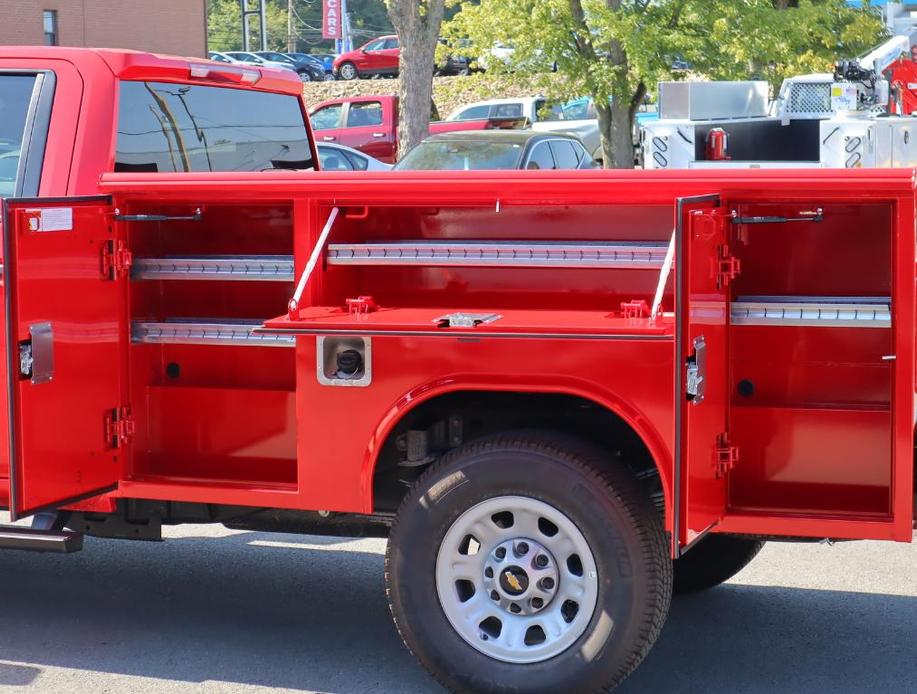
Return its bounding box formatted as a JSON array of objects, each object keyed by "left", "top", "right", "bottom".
[
  {"left": 394, "top": 131, "right": 597, "bottom": 170},
  {"left": 254, "top": 51, "right": 325, "bottom": 82},
  {"left": 287, "top": 52, "right": 335, "bottom": 80},
  {"left": 310, "top": 95, "right": 528, "bottom": 163},
  {"left": 222, "top": 51, "right": 298, "bottom": 74},
  {"left": 317, "top": 142, "right": 392, "bottom": 171},
  {"left": 334, "top": 36, "right": 400, "bottom": 80}
]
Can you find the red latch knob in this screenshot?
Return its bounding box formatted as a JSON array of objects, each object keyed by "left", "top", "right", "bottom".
[
  {"left": 346, "top": 296, "right": 377, "bottom": 314},
  {"left": 620, "top": 300, "right": 650, "bottom": 319}
]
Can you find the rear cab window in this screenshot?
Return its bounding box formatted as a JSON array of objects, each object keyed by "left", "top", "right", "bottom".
[
  {"left": 0, "top": 72, "right": 53, "bottom": 197},
  {"left": 115, "top": 80, "right": 314, "bottom": 172}
]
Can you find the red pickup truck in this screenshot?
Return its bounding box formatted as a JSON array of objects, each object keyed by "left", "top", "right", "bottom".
[
  {"left": 308, "top": 94, "right": 526, "bottom": 162},
  {"left": 0, "top": 46, "right": 914, "bottom": 694}
]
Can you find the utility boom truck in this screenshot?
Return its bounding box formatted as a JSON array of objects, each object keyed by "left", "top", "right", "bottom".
[
  {"left": 642, "top": 32, "right": 917, "bottom": 170},
  {"left": 0, "top": 47, "right": 914, "bottom": 693}
]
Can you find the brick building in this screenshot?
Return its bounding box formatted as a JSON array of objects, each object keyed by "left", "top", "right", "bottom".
[{"left": 0, "top": 1, "right": 207, "bottom": 58}]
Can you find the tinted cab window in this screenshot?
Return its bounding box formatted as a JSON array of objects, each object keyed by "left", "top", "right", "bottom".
[
  {"left": 346, "top": 101, "right": 383, "bottom": 127},
  {"left": 311, "top": 104, "right": 343, "bottom": 130},
  {"left": 115, "top": 81, "right": 314, "bottom": 172},
  {"left": 0, "top": 74, "right": 48, "bottom": 197}
]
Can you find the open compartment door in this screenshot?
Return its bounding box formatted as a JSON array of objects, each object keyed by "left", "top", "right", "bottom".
[
  {"left": 2, "top": 196, "right": 127, "bottom": 519},
  {"left": 674, "top": 194, "right": 731, "bottom": 554}
]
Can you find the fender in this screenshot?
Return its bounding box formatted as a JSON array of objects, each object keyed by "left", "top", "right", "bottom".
[{"left": 359, "top": 373, "right": 674, "bottom": 530}]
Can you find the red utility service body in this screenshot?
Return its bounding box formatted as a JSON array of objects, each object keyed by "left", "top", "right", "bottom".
[
  {"left": 0, "top": 47, "right": 914, "bottom": 557},
  {"left": 309, "top": 95, "right": 526, "bottom": 162}
]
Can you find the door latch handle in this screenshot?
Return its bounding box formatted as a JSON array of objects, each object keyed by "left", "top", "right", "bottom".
[
  {"left": 19, "top": 322, "right": 53, "bottom": 384},
  {"left": 372, "top": 132, "right": 385, "bottom": 137},
  {"left": 323, "top": 136, "right": 336, "bottom": 141},
  {"left": 686, "top": 335, "right": 706, "bottom": 404}
]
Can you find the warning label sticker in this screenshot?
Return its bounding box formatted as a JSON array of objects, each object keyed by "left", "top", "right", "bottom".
[{"left": 26, "top": 207, "right": 73, "bottom": 232}]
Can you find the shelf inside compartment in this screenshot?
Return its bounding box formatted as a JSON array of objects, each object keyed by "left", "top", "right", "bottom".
[
  {"left": 325, "top": 240, "right": 669, "bottom": 269},
  {"left": 263, "top": 306, "right": 675, "bottom": 337},
  {"left": 133, "top": 319, "right": 295, "bottom": 348},
  {"left": 131, "top": 385, "right": 297, "bottom": 487},
  {"left": 731, "top": 296, "right": 890, "bottom": 328},
  {"left": 132, "top": 255, "right": 294, "bottom": 282},
  {"left": 728, "top": 405, "right": 891, "bottom": 516}
]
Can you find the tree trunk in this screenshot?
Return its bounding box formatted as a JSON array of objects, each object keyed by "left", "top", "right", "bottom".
[{"left": 387, "top": 0, "right": 446, "bottom": 160}]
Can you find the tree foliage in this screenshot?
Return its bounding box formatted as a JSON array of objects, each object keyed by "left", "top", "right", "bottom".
[{"left": 444, "top": 0, "right": 886, "bottom": 168}]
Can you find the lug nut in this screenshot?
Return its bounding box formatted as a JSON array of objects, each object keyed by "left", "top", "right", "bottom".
[
  {"left": 531, "top": 597, "right": 544, "bottom": 609},
  {"left": 494, "top": 547, "right": 506, "bottom": 560},
  {"left": 515, "top": 542, "right": 529, "bottom": 556},
  {"left": 534, "top": 554, "right": 549, "bottom": 568},
  {"left": 540, "top": 577, "right": 555, "bottom": 590}
]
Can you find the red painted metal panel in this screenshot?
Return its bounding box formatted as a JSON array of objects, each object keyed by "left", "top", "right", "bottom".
[{"left": 3, "top": 197, "right": 126, "bottom": 518}]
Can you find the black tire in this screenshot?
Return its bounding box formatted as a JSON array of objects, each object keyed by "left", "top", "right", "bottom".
[
  {"left": 385, "top": 432, "right": 672, "bottom": 694},
  {"left": 673, "top": 535, "right": 765, "bottom": 594}
]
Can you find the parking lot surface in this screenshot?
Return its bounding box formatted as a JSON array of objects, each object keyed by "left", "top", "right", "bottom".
[{"left": 0, "top": 516, "right": 913, "bottom": 693}]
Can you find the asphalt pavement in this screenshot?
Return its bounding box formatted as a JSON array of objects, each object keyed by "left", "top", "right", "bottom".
[{"left": 0, "top": 514, "right": 914, "bottom": 693}]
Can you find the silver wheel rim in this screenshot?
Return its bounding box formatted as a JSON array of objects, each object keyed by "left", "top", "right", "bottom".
[
  {"left": 340, "top": 64, "right": 355, "bottom": 79},
  {"left": 300, "top": 72, "right": 311, "bottom": 82},
  {"left": 435, "top": 496, "right": 599, "bottom": 664}
]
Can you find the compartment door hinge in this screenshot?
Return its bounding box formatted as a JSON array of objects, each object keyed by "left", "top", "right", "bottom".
[
  {"left": 715, "top": 244, "right": 740, "bottom": 289},
  {"left": 715, "top": 433, "right": 738, "bottom": 477},
  {"left": 105, "top": 407, "right": 136, "bottom": 448},
  {"left": 101, "top": 239, "right": 133, "bottom": 280}
]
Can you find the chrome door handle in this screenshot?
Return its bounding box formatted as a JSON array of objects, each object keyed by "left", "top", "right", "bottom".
[
  {"left": 323, "top": 136, "right": 336, "bottom": 141},
  {"left": 372, "top": 132, "right": 385, "bottom": 137}
]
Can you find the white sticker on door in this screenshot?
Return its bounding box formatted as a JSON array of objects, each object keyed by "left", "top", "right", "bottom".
[{"left": 26, "top": 207, "right": 73, "bottom": 232}]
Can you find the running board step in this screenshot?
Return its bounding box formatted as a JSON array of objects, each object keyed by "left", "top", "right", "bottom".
[
  {"left": 0, "top": 525, "right": 83, "bottom": 553},
  {"left": 132, "top": 255, "right": 294, "bottom": 282},
  {"left": 731, "top": 297, "right": 890, "bottom": 328},
  {"left": 326, "top": 241, "right": 668, "bottom": 269},
  {"left": 132, "top": 320, "right": 295, "bottom": 348}
]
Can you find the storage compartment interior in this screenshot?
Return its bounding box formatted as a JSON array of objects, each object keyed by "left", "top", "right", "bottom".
[
  {"left": 310, "top": 203, "right": 675, "bottom": 313},
  {"left": 124, "top": 202, "right": 297, "bottom": 489},
  {"left": 726, "top": 202, "right": 894, "bottom": 517}
]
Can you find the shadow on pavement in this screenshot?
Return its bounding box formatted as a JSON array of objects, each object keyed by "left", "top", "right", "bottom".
[{"left": 0, "top": 530, "right": 913, "bottom": 693}]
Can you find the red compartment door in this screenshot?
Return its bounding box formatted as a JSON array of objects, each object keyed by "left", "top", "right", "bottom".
[
  {"left": 675, "top": 194, "right": 730, "bottom": 553},
  {"left": 2, "top": 197, "right": 127, "bottom": 519}
]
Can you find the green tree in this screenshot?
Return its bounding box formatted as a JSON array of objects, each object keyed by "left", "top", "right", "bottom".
[
  {"left": 445, "top": 0, "right": 885, "bottom": 168},
  {"left": 208, "top": 0, "right": 298, "bottom": 52}
]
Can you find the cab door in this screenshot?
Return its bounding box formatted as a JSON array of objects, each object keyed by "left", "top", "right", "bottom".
[
  {"left": 2, "top": 196, "right": 128, "bottom": 519},
  {"left": 674, "top": 194, "right": 731, "bottom": 554}
]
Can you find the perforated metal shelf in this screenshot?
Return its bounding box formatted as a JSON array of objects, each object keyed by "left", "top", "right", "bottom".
[
  {"left": 132, "top": 256, "right": 294, "bottom": 282},
  {"left": 132, "top": 320, "right": 295, "bottom": 347},
  {"left": 731, "top": 296, "right": 890, "bottom": 328},
  {"left": 326, "top": 241, "right": 668, "bottom": 269}
]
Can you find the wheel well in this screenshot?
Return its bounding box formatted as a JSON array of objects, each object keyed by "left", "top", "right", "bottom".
[{"left": 372, "top": 391, "right": 665, "bottom": 520}]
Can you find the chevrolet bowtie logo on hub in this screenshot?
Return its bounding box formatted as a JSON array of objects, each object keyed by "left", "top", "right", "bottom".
[{"left": 500, "top": 566, "right": 529, "bottom": 595}]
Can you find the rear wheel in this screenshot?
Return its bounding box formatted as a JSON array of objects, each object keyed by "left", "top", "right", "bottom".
[
  {"left": 298, "top": 70, "right": 312, "bottom": 82},
  {"left": 385, "top": 433, "right": 671, "bottom": 693},
  {"left": 338, "top": 62, "right": 358, "bottom": 80},
  {"left": 673, "top": 535, "right": 765, "bottom": 594}
]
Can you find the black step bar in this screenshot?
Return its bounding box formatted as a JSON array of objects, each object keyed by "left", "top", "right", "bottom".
[{"left": 0, "top": 525, "right": 83, "bottom": 553}]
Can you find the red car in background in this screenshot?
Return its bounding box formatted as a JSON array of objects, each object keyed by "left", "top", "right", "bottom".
[{"left": 333, "top": 35, "right": 400, "bottom": 80}]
